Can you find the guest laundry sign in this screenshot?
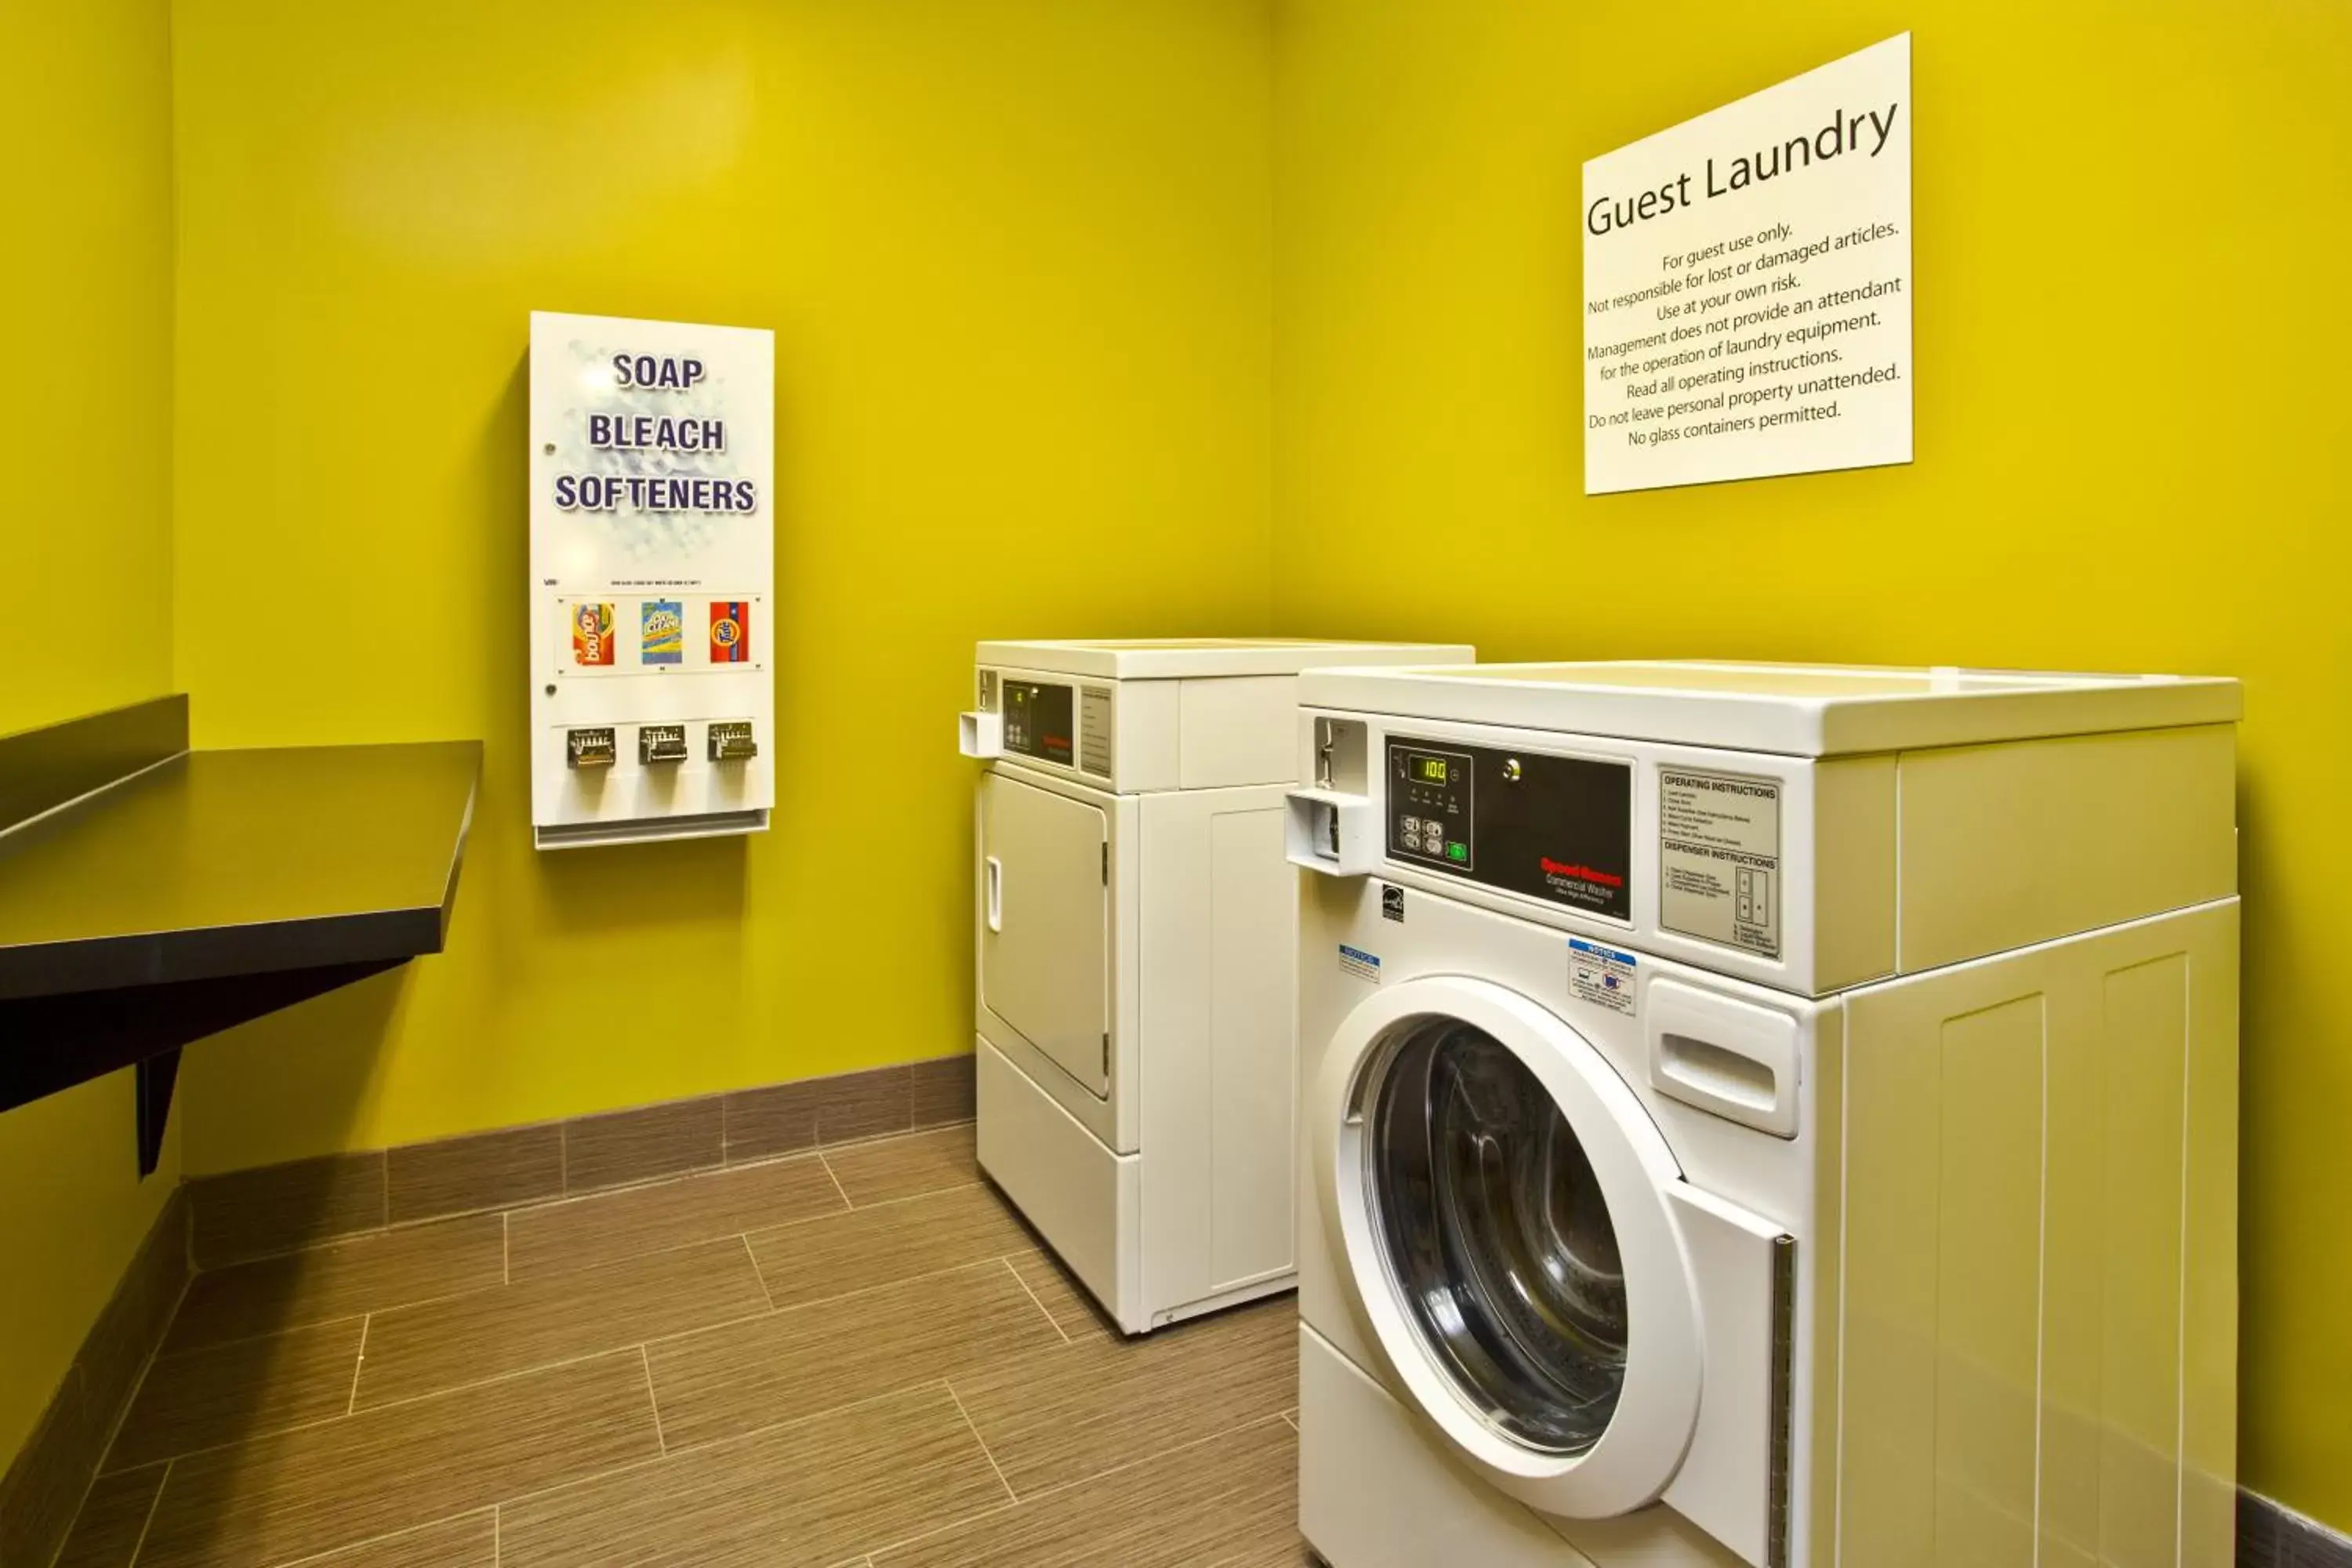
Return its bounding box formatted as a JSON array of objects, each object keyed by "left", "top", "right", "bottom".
[{"left": 1582, "top": 34, "right": 1911, "bottom": 495}]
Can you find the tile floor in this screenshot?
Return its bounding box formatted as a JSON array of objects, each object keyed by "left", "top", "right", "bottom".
[{"left": 56, "top": 1123, "right": 1309, "bottom": 1568}]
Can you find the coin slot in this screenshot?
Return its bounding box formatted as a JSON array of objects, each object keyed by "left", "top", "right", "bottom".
[{"left": 565, "top": 728, "right": 616, "bottom": 768}]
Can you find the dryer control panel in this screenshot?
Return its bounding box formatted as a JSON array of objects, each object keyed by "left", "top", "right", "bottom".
[
  {"left": 1000, "top": 679, "right": 1076, "bottom": 769},
  {"left": 1385, "top": 736, "right": 1634, "bottom": 921}
]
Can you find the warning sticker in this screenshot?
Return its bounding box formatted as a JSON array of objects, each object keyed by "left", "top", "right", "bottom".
[
  {"left": 1569, "top": 938, "right": 1637, "bottom": 1016},
  {"left": 1339, "top": 944, "right": 1383, "bottom": 983},
  {"left": 1659, "top": 768, "right": 1782, "bottom": 959}
]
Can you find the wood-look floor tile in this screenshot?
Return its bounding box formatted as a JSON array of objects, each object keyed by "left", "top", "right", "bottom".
[
  {"left": 873, "top": 1415, "right": 1299, "bottom": 1567},
  {"left": 191, "top": 1152, "right": 388, "bottom": 1269},
  {"left": 105, "top": 1316, "right": 365, "bottom": 1472},
  {"left": 746, "top": 1185, "right": 1028, "bottom": 1310},
  {"left": 501, "top": 1382, "right": 1007, "bottom": 1568},
  {"left": 357, "top": 1238, "right": 770, "bottom": 1407},
  {"left": 564, "top": 1098, "right": 724, "bottom": 1195},
  {"left": 53, "top": 1463, "right": 166, "bottom": 1568},
  {"left": 387, "top": 1123, "right": 564, "bottom": 1223},
  {"left": 1004, "top": 1243, "right": 1119, "bottom": 1345},
  {"left": 505, "top": 1154, "right": 844, "bottom": 1280},
  {"left": 292, "top": 1509, "right": 497, "bottom": 1566},
  {"left": 165, "top": 1214, "right": 506, "bottom": 1354},
  {"left": 949, "top": 1297, "right": 1296, "bottom": 1497},
  {"left": 820, "top": 1126, "right": 976, "bottom": 1207},
  {"left": 646, "top": 1260, "right": 1062, "bottom": 1451},
  {"left": 134, "top": 1350, "right": 659, "bottom": 1568}
]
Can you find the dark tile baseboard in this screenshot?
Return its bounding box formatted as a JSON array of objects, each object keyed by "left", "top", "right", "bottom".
[
  {"left": 187, "top": 1054, "right": 978, "bottom": 1265},
  {"left": 2243, "top": 1490, "right": 2352, "bottom": 1568},
  {"left": 0, "top": 1185, "right": 187, "bottom": 1568}
]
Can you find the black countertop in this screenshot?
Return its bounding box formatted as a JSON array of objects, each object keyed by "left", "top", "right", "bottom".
[{"left": 0, "top": 741, "right": 480, "bottom": 1001}]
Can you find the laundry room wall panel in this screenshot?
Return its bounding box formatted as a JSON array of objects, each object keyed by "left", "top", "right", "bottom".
[
  {"left": 168, "top": 0, "right": 1275, "bottom": 1169},
  {"left": 0, "top": 0, "right": 181, "bottom": 1483},
  {"left": 1270, "top": 0, "right": 2352, "bottom": 1524}
]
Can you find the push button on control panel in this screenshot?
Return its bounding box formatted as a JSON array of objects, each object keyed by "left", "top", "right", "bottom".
[{"left": 1390, "top": 746, "right": 1473, "bottom": 869}]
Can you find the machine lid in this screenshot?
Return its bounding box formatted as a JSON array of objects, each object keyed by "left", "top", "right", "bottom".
[
  {"left": 976, "top": 638, "right": 1475, "bottom": 681},
  {"left": 1296, "top": 659, "right": 2241, "bottom": 757}
]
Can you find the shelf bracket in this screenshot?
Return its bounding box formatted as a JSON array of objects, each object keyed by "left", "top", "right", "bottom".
[
  {"left": 0, "top": 958, "right": 405, "bottom": 1175},
  {"left": 135, "top": 1047, "right": 180, "bottom": 1178}
]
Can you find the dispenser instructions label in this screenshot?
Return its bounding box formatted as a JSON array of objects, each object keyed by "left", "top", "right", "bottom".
[
  {"left": 1659, "top": 769, "right": 1782, "bottom": 958},
  {"left": 1569, "top": 938, "right": 1638, "bottom": 1017},
  {"left": 1582, "top": 33, "right": 1911, "bottom": 494}
]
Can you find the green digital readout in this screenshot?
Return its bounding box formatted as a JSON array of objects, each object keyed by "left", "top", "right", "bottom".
[{"left": 1415, "top": 757, "right": 1448, "bottom": 783}]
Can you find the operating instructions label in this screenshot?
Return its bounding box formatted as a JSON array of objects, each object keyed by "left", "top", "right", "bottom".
[
  {"left": 1078, "top": 686, "right": 1114, "bottom": 777},
  {"left": 1659, "top": 768, "right": 1782, "bottom": 958}
]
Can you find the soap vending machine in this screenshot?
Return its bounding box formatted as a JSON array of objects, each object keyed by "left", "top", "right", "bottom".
[{"left": 528, "top": 310, "right": 775, "bottom": 848}]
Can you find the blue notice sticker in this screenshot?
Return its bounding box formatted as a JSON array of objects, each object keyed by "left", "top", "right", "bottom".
[
  {"left": 1339, "top": 944, "right": 1383, "bottom": 983},
  {"left": 1567, "top": 938, "right": 1637, "bottom": 1016}
]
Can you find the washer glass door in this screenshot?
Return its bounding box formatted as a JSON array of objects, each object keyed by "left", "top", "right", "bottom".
[{"left": 1367, "top": 1017, "right": 1628, "bottom": 1454}]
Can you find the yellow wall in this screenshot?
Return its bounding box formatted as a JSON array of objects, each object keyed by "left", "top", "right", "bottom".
[
  {"left": 1270, "top": 0, "right": 2350, "bottom": 1528},
  {"left": 0, "top": 0, "right": 180, "bottom": 1468},
  {"left": 169, "top": 0, "right": 1273, "bottom": 1169}
]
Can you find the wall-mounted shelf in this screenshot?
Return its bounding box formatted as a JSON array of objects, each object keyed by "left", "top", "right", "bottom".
[{"left": 0, "top": 697, "right": 478, "bottom": 1174}]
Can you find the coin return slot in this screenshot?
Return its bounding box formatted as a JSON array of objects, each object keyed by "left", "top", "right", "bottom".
[{"left": 566, "top": 728, "right": 616, "bottom": 768}]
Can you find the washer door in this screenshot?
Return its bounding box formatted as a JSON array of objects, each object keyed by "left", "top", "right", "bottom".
[{"left": 1312, "top": 975, "right": 1702, "bottom": 1519}]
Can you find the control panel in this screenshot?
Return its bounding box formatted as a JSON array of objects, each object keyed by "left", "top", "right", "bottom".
[
  {"left": 1385, "top": 736, "right": 1634, "bottom": 921},
  {"left": 1391, "top": 745, "right": 1474, "bottom": 867},
  {"left": 1001, "top": 680, "right": 1076, "bottom": 768}
]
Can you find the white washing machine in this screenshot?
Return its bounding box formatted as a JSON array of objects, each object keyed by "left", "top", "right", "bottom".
[
  {"left": 1286, "top": 661, "right": 2241, "bottom": 1567},
  {"left": 958, "top": 638, "right": 1472, "bottom": 1334}
]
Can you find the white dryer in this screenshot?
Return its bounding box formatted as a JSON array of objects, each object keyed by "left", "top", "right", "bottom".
[
  {"left": 1287, "top": 662, "right": 2241, "bottom": 1567},
  {"left": 959, "top": 638, "right": 1472, "bottom": 1334}
]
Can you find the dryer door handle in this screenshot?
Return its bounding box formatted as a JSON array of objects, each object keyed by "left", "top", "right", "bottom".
[{"left": 984, "top": 855, "right": 1004, "bottom": 932}]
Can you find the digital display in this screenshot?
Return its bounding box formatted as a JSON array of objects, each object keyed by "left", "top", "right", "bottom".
[{"left": 1415, "top": 757, "right": 1448, "bottom": 783}]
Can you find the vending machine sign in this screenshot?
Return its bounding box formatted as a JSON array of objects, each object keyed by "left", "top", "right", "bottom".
[
  {"left": 641, "top": 600, "right": 684, "bottom": 665},
  {"left": 572, "top": 603, "right": 616, "bottom": 666},
  {"left": 530, "top": 312, "right": 775, "bottom": 848},
  {"left": 709, "top": 601, "right": 750, "bottom": 663}
]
